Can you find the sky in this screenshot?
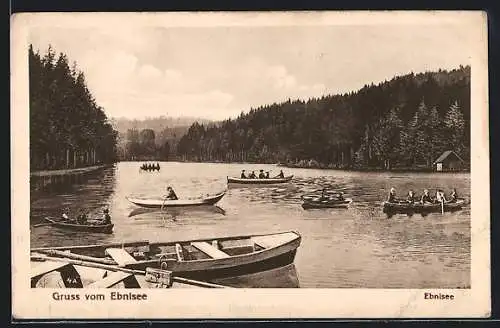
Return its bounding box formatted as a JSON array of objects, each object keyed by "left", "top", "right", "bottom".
[{"left": 28, "top": 16, "right": 474, "bottom": 121}]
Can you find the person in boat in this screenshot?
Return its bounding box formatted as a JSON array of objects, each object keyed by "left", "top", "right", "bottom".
[
  {"left": 275, "top": 170, "right": 285, "bottom": 179},
  {"left": 102, "top": 208, "right": 111, "bottom": 225},
  {"left": 165, "top": 186, "right": 179, "bottom": 200},
  {"left": 77, "top": 210, "right": 89, "bottom": 225},
  {"left": 387, "top": 188, "right": 397, "bottom": 203},
  {"left": 240, "top": 170, "right": 247, "bottom": 178},
  {"left": 249, "top": 171, "right": 257, "bottom": 179},
  {"left": 157, "top": 162, "right": 160, "bottom": 170},
  {"left": 435, "top": 189, "right": 447, "bottom": 203},
  {"left": 449, "top": 188, "right": 458, "bottom": 202},
  {"left": 420, "top": 189, "right": 433, "bottom": 204},
  {"left": 61, "top": 208, "right": 70, "bottom": 221},
  {"left": 406, "top": 190, "right": 416, "bottom": 204},
  {"left": 258, "top": 170, "right": 266, "bottom": 179},
  {"left": 319, "top": 188, "right": 329, "bottom": 201},
  {"left": 337, "top": 191, "right": 345, "bottom": 201},
  {"left": 265, "top": 171, "right": 270, "bottom": 178}
]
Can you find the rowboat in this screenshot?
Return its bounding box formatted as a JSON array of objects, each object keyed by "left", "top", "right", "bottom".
[
  {"left": 126, "top": 191, "right": 225, "bottom": 208},
  {"left": 382, "top": 199, "right": 466, "bottom": 214},
  {"left": 42, "top": 217, "right": 114, "bottom": 234},
  {"left": 227, "top": 175, "right": 293, "bottom": 184},
  {"left": 302, "top": 197, "right": 353, "bottom": 209},
  {"left": 30, "top": 231, "right": 301, "bottom": 282}
]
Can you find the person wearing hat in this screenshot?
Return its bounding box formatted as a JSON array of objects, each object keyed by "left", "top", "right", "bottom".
[
  {"left": 387, "top": 188, "right": 397, "bottom": 202},
  {"left": 420, "top": 189, "right": 432, "bottom": 204},
  {"left": 258, "top": 169, "right": 266, "bottom": 179},
  {"left": 240, "top": 170, "right": 247, "bottom": 179}
]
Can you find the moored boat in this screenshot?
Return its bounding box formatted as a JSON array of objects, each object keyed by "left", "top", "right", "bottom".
[
  {"left": 301, "top": 197, "right": 353, "bottom": 209},
  {"left": 31, "top": 231, "right": 302, "bottom": 282},
  {"left": 42, "top": 217, "right": 114, "bottom": 234},
  {"left": 126, "top": 191, "right": 226, "bottom": 208},
  {"left": 227, "top": 175, "right": 293, "bottom": 185},
  {"left": 382, "top": 199, "right": 466, "bottom": 214}
]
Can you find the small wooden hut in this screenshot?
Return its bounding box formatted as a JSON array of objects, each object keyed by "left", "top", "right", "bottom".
[{"left": 433, "top": 150, "right": 465, "bottom": 172}]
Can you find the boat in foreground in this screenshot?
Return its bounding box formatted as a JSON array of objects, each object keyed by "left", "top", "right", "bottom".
[
  {"left": 302, "top": 197, "right": 353, "bottom": 209},
  {"left": 42, "top": 217, "right": 114, "bottom": 234},
  {"left": 382, "top": 199, "right": 466, "bottom": 214},
  {"left": 126, "top": 191, "right": 226, "bottom": 208},
  {"left": 31, "top": 230, "right": 301, "bottom": 282},
  {"left": 227, "top": 175, "right": 293, "bottom": 185}
]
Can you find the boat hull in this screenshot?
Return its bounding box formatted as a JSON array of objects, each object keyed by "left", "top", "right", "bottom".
[
  {"left": 44, "top": 218, "right": 114, "bottom": 234},
  {"left": 31, "top": 231, "right": 301, "bottom": 281},
  {"left": 227, "top": 175, "right": 293, "bottom": 184},
  {"left": 382, "top": 199, "right": 466, "bottom": 214},
  {"left": 126, "top": 192, "right": 225, "bottom": 208},
  {"left": 302, "top": 198, "right": 352, "bottom": 209}
]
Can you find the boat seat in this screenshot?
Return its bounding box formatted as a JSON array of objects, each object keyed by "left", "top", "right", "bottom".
[
  {"left": 105, "top": 248, "right": 138, "bottom": 266},
  {"left": 31, "top": 261, "right": 73, "bottom": 281},
  {"left": 191, "top": 241, "right": 230, "bottom": 259},
  {"left": 87, "top": 271, "right": 137, "bottom": 288},
  {"left": 251, "top": 232, "right": 297, "bottom": 249}
]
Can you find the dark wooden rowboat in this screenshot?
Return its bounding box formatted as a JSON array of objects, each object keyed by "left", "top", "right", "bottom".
[
  {"left": 227, "top": 175, "right": 293, "bottom": 185},
  {"left": 302, "top": 197, "right": 353, "bottom": 209},
  {"left": 43, "top": 217, "right": 114, "bottom": 234},
  {"left": 126, "top": 191, "right": 225, "bottom": 208},
  {"left": 31, "top": 231, "right": 301, "bottom": 282},
  {"left": 382, "top": 199, "right": 466, "bottom": 214}
]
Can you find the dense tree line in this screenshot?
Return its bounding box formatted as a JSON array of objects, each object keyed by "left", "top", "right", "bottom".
[
  {"left": 29, "top": 45, "right": 118, "bottom": 171},
  {"left": 176, "top": 66, "right": 470, "bottom": 170}
]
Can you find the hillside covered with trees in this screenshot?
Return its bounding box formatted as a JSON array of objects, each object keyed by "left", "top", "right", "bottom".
[
  {"left": 176, "top": 66, "right": 470, "bottom": 170},
  {"left": 111, "top": 117, "right": 211, "bottom": 161},
  {"left": 29, "top": 45, "right": 118, "bottom": 171}
]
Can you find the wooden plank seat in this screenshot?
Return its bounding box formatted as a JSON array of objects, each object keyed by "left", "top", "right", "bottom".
[
  {"left": 105, "top": 248, "right": 138, "bottom": 266},
  {"left": 191, "top": 241, "right": 230, "bottom": 259},
  {"left": 87, "top": 271, "right": 138, "bottom": 288}
]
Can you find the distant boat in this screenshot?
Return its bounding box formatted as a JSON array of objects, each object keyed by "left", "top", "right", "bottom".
[
  {"left": 126, "top": 191, "right": 226, "bottom": 208},
  {"left": 227, "top": 175, "right": 293, "bottom": 185},
  {"left": 42, "top": 217, "right": 114, "bottom": 234},
  {"left": 301, "top": 197, "right": 353, "bottom": 209},
  {"left": 31, "top": 230, "right": 302, "bottom": 282}
]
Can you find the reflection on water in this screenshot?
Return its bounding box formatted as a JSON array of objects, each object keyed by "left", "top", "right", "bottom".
[{"left": 30, "top": 162, "right": 470, "bottom": 288}]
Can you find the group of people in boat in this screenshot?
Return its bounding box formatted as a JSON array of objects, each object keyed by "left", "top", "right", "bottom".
[
  {"left": 387, "top": 187, "right": 459, "bottom": 204},
  {"left": 240, "top": 169, "right": 286, "bottom": 179},
  {"left": 140, "top": 162, "right": 161, "bottom": 171},
  {"left": 318, "top": 189, "right": 345, "bottom": 201},
  {"left": 61, "top": 208, "right": 112, "bottom": 226}
]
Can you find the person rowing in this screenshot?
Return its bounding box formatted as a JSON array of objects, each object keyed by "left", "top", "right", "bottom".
[
  {"left": 61, "top": 207, "right": 70, "bottom": 221},
  {"left": 248, "top": 171, "right": 257, "bottom": 179},
  {"left": 258, "top": 170, "right": 266, "bottom": 179},
  {"left": 102, "top": 208, "right": 111, "bottom": 225},
  {"left": 240, "top": 170, "right": 247, "bottom": 178},
  {"left": 265, "top": 171, "right": 270, "bottom": 178},
  {"left": 165, "top": 186, "right": 179, "bottom": 200},
  {"left": 435, "top": 189, "right": 447, "bottom": 204},
  {"left": 387, "top": 187, "right": 397, "bottom": 203},
  {"left": 420, "top": 189, "right": 433, "bottom": 204},
  {"left": 337, "top": 191, "right": 345, "bottom": 201},
  {"left": 275, "top": 170, "right": 285, "bottom": 179},
  {"left": 77, "top": 210, "right": 89, "bottom": 225},
  {"left": 406, "top": 190, "right": 416, "bottom": 204}
]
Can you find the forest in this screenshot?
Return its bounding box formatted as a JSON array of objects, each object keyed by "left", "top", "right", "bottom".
[
  {"left": 29, "top": 45, "right": 118, "bottom": 171},
  {"left": 176, "top": 66, "right": 470, "bottom": 170}
]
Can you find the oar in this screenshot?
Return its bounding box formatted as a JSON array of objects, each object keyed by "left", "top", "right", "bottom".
[
  {"left": 32, "top": 222, "right": 54, "bottom": 228},
  {"left": 441, "top": 199, "right": 444, "bottom": 214},
  {"left": 160, "top": 197, "right": 167, "bottom": 226}
]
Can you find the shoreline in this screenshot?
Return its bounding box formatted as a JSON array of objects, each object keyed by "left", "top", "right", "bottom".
[{"left": 117, "top": 160, "right": 470, "bottom": 174}]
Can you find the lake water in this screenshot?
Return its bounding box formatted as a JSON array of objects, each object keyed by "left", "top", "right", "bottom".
[{"left": 30, "top": 162, "right": 470, "bottom": 288}]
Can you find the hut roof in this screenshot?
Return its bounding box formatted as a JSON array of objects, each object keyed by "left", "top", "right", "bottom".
[{"left": 433, "top": 150, "right": 465, "bottom": 165}]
